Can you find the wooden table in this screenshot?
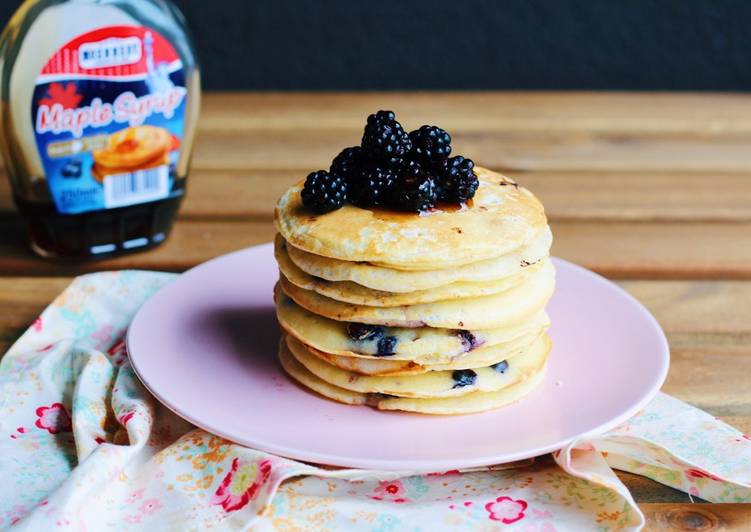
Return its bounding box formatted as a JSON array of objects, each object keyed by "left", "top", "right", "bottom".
[{"left": 2, "top": 92, "right": 750, "bottom": 530}]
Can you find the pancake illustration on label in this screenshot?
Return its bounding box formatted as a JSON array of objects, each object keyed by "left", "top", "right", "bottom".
[
  {"left": 92, "top": 125, "right": 172, "bottom": 182},
  {"left": 273, "top": 110, "right": 555, "bottom": 414}
]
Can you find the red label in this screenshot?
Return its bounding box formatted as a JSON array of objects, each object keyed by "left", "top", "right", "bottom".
[{"left": 39, "top": 26, "right": 180, "bottom": 80}]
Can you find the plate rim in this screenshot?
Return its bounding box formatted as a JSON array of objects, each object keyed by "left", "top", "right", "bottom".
[{"left": 127, "top": 244, "right": 670, "bottom": 472}]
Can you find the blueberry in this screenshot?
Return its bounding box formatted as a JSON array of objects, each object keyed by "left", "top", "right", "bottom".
[
  {"left": 375, "top": 335, "right": 397, "bottom": 357},
  {"left": 61, "top": 160, "right": 82, "bottom": 178},
  {"left": 491, "top": 360, "right": 509, "bottom": 373},
  {"left": 452, "top": 369, "right": 477, "bottom": 388},
  {"left": 457, "top": 330, "right": 478, "bottom": 351},
  {"left": 346, "top": 323, "right": 383, "bottom": 341}
]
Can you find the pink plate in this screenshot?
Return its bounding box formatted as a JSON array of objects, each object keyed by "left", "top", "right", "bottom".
[{"left": 127, "top": 243, "right": 669, "bottom": 472}]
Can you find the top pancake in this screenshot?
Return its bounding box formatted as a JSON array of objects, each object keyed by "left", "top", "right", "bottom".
[{"left": 275, "top": 167, "right": 547, "bottom": 270}]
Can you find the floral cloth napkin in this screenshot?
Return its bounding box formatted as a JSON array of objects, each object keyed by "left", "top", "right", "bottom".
[{"left": 1, "top": 271, "right": 751, "bottom": 531}]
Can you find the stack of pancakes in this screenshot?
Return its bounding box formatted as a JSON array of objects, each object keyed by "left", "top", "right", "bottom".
[{"left": 274, "top": 167, "right": 555, "bottom": 415}]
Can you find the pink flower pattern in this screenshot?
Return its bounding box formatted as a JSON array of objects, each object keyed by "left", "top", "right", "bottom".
[
  {"left": 685, "top": 468, "right": 723, "bottom": 482},
  {"left": 370, "top": 480, "right": 409, "bottom": 503},
  {"left": 211, "top": 458, "right": 272, "bottom": 512},
  {"left": 139, "top": 498, "right": 162, "bottom": 514},
  {"left": 485, "top": 496, "right": 528, "bottom": 524},
  {"left": 34, "top": 403, "right": 72, "bottom": 434}
]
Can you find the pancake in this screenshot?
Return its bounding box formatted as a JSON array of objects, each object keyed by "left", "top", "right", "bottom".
[
  {"left": 285, "top": 225, "right": 552, "bottom": 293},
  {"left": 276, "top": 293, "right": 551, "bottom": 362},
  {"left": 278, "top": 337, "right": 549, "bottom": 415},
  {"left": 275, "top": 167, "right": 547, "bottom": 270},
  {"left": 93, "top": 125, "right": 171, "bottom": 169},
  {"left": 279, "top": 339, "right": 367, "bottom": 406},
  {"left": 377, "top": 367, "right": 547, "bottom": 415},
  {"left": 276, "top": 234, "right": 544, "bottom": 307},
  {"left": 91, "top": 150, "right": 169, "bottom": 181},
  {"left": 303, "top": 330, "right": 544, "bottom": 376},
  {"left": 285, "top": 334, "right": 549, "bottom": 398},
  {"left": 278, "top": 259, "right": 556, "bottom": 329}
]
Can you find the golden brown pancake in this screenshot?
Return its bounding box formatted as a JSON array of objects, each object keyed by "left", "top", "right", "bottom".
[{"left": 275, "top": 167, "right": 547, "bottom": 270}]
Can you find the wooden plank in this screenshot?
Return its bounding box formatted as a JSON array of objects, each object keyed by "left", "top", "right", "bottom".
[
  {"left": 552, "top": 222, "right": 751, "bottom": 279},
  {"left": 662, "top": 348, "right": 751, "bottom": 416},
  {"left": 641, "top": 503, "right": 751, "bottom": 530},
  {"left": 519, "top": 172, "right": 751, "bottom": 223},
  {"left": 198, "top": 92, "right": 751, "bottom": 135},
  {"left": 3, "top": 170, "right": 751, "bottom": 223},
  {"left": 185, "top": 129, "right": 751, "bottom": 172},
  {"left": 620, "top": 281, "right": 751, "bottom": 348},
  {"left": 1, "top": 218, "right": 750, "bottom": 278},
  {"left": 190, "top": 93, "right": 751, "bottom": 172},
  {"left": 0, "top": 278, "right": 72, "bottom": 355},
  {"left": 620, "top": 472, "right": 695, "bottom": 504}
]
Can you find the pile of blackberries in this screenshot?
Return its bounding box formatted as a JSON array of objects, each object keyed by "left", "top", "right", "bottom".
[{"left": 301, "top": 110, "right": 479, "bottom": 213}]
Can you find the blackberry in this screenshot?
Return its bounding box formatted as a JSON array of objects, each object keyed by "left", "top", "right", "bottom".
[
  {"left": 346, "top": 322, "right": 383, "bottom": 341},
  {"left": 376, "top": 336, "right": 398, "bottom": 357},
  {"left": 361, "top": 110, "right": 412, "bottom": 167},
  {"left": 350, "top": 164, "right": 398, "bottom": 207},
  {"left": 330, "top": 146, "right": 363, "bottom": 184},
  {"left": 451, "top": 369, "right": 477, "bottom": 388},
  {"left": 301, "top": 170, "right": 348, "bottom": 213},
  {"left": 437, "top": 156, "right": 479, "bottom": 203},
  {"left": 409, "top": 125, "right": 451, "bottom": 166},
  {"left": 394, "top": 161, "right": 438, "bottom": 212}
]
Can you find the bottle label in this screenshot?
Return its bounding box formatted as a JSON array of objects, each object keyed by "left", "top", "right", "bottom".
[{"left": 31, "top": 26, "right": 188, "bottom": 214}]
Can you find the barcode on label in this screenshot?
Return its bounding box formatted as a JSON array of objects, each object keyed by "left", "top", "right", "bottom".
[{"left": 103, "top": 165, "right": 169, "bottom": 208}]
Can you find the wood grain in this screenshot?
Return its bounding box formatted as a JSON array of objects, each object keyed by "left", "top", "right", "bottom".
[
  {"left": 184, "top": 129, "right": 751, "bottom": 172},
  {"left": 642, "top": 503, "right": 751, "bottom": 530}
]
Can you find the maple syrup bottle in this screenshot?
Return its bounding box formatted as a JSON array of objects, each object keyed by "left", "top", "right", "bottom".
[{"left": 0, "top": 0, "right": 200, "bottom": 258}]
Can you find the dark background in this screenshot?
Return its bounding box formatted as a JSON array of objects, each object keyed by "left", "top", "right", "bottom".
[{"left": 2, "top": 0, "right": 750, "bottom": 91}]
